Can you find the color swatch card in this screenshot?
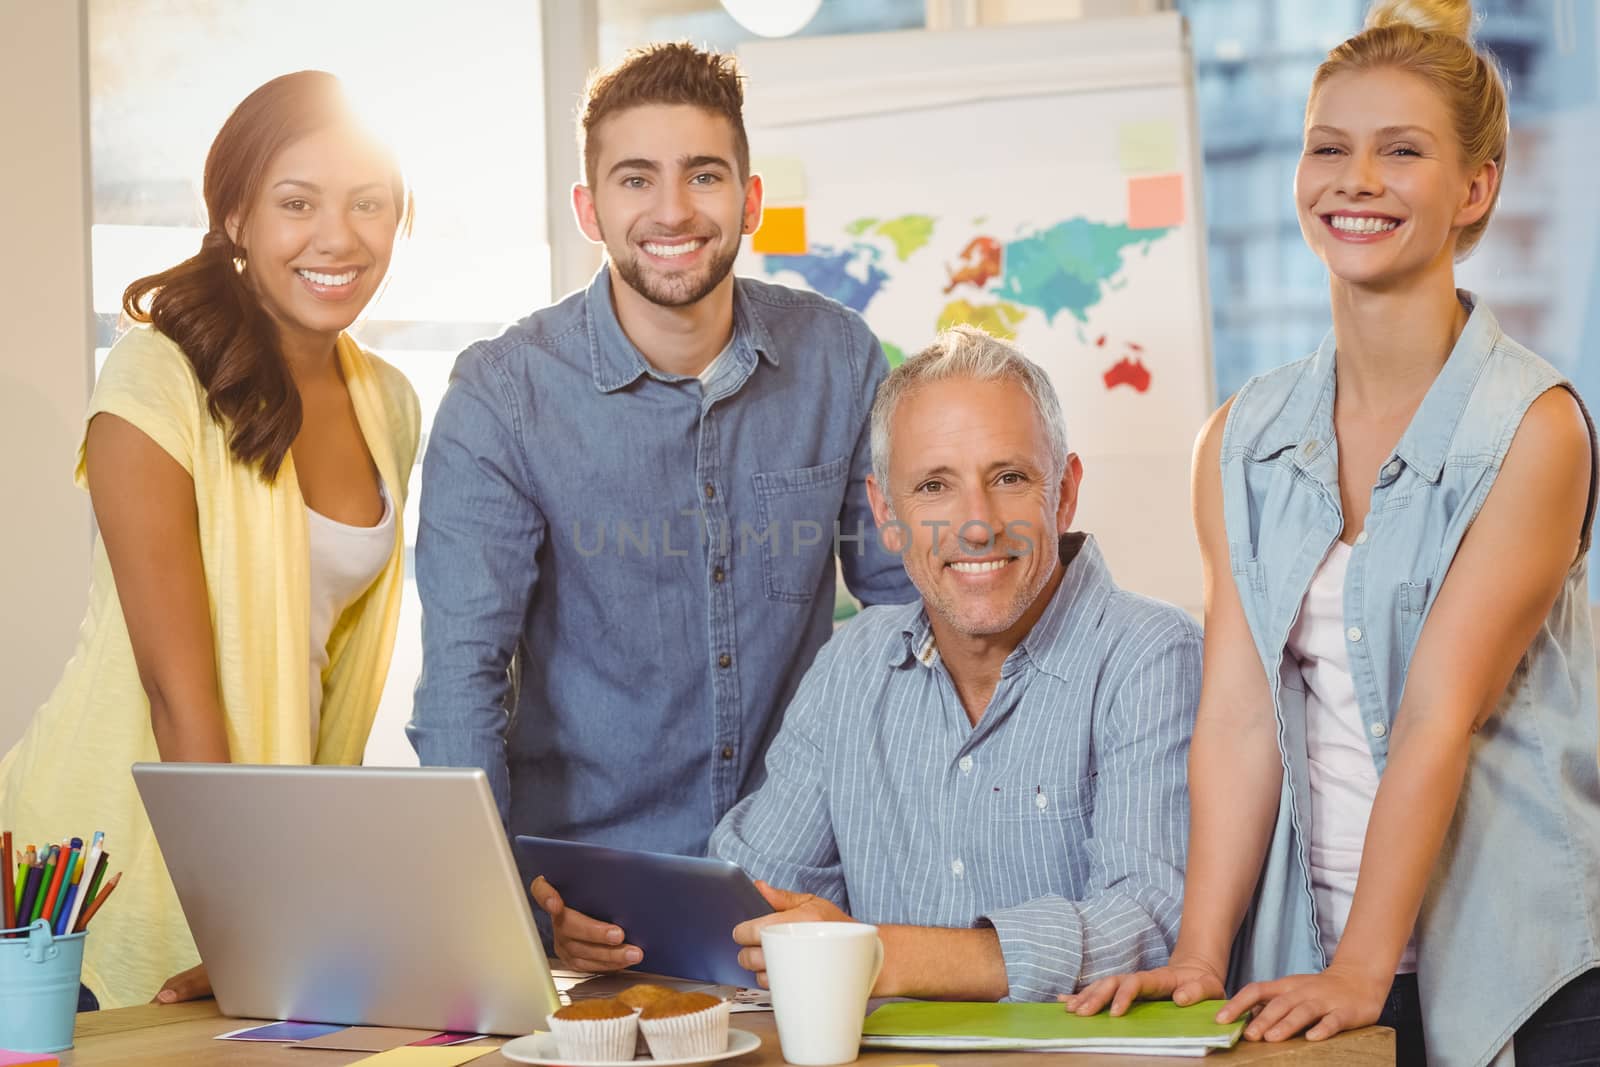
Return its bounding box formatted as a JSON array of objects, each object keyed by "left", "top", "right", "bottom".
[{"left": 215, "top": 1020, "right": 346, "bottom": 1042}]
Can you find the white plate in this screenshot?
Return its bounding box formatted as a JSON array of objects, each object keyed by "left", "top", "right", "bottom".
[{"left": 500, "top": 1027, "right": 762, "bottom": 1066}]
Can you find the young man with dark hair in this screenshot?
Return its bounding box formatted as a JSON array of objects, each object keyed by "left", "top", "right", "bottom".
[{"left": 409, "top": 42, "right": 915, "bottom": 967}]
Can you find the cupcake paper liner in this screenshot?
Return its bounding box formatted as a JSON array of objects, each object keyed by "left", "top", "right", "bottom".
[
  {"left": 546, "top": 1010, "right": 639, "bottom": 1061},
  {"left": 639, "top": 999, "right": 732, "bottom": 1059}
]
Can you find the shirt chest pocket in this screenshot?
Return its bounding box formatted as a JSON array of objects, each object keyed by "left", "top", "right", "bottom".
[
  {"left": 750, "top": 456, "right": 850, "bottom": 604},
  {"left": 1395, "top": 578, "right": 1431, "bottom": 655},
  {"left": 989, "top": 780, "right": 1091, "bottom": 822}
]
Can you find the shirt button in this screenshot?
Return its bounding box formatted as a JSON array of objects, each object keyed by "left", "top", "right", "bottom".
[
  {"left": 958, "top": 756, "right": 973, "bottom": 775},
  {"left": 720, "top": 745, "right": 735, "bottom": 760},
  {"left": 1382, "top": 461, "right": 1401, "bottom": 479},
  {"left": 950, "top": 859, "right": 965, "bottom": 878},
  {"left": 718, "top": 653, "right": 732, "bottom": 669},
  {"left": 704, "top": 483, "right": 716, "bottom": 500},
  {"left": 1354, "top": 531, "right": 1368, "bottom": 545},
  {"left": 1347, "top": 626, "right": 1363, "bottom": 643},
  {"left": 1035, "top": 792, "right": 1049, "bottom": 811},
  {"left": 713, "top": 566, "right": 726, "bottom": 584},
  {"left": 1370, "top": 721, "right": 1388, "bottom": 739},
  {"left": 1302, "top": 439, "right": 1319, "bottom": 456}
]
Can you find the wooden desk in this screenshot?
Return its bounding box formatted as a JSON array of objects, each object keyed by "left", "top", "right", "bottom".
[{"left": 58, "top": 1002, "right": 1395, "bottom": 1066}]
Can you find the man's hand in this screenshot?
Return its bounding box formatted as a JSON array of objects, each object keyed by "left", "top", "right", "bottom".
[
  {"left": 530, "top": 876, "right": 642, "bottom": 972},
  {"left": 1060, "top": 954, "right": 1227, "bottom": 1017},
  {"left": 1218, "top": 963, "right": 1389, "bottom": 1042},
  {"left": 153, "top": 963, "right": 212, "bottom": 1004},
  {"left": 730, "top": 880, "right": 854, "bottom": 988}
]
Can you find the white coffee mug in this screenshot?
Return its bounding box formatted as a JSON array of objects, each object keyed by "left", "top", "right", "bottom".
[{"left": 760, "top": 922, "right": 884, "bottom": 1066}]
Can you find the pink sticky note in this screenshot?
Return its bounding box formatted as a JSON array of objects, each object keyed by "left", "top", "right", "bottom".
[{"left": 1128, "top": 173, "right": 1185, "bottom": 230}]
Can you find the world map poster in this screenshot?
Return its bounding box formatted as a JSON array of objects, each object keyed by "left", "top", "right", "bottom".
[{"left": 743, "top": 160, "right": 1206, "bottom": 462}]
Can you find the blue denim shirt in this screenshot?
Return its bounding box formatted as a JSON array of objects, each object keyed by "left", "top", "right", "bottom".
[
  {"left": 409, "top": 268, "right": 916, "bottom": 858},
  {"left": 1220, "top": 293, "right": 1600, "bottom": 1067}
]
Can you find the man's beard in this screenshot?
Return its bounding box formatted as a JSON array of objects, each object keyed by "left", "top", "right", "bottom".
[{"left": 611, "top": 233, "right": 740, "bottom": 308}]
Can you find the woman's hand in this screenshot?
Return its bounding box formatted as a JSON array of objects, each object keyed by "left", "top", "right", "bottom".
[
  {"left": 153, "top": 963, "right": 213, "bottom": 1004},
  {"left": 1219, "top": 962, "right": 1389, "bottom": 1042},
  {"left": 1060, "top": 955, "right": 1227, "bottom": 1017}
]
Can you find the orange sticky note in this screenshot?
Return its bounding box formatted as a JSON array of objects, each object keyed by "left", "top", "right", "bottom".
[
  {"left": 751, "top": 205, "right": 807, "bottom": 254},
  {"left": 1128, "top": 173, "right": 1185, "bottom": 230}
]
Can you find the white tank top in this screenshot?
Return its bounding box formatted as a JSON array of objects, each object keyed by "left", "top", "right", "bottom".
[
  {"left": 306, "top": 485, "right": 394, "bottom": 752},
  {"left": 1285, "top": 538, "right": 1418, "bottom": 973}
]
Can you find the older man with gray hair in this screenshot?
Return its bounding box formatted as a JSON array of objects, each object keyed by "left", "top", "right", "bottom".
[{"left": 711, "top": 325, "right": 1201, "bottom": 1001}]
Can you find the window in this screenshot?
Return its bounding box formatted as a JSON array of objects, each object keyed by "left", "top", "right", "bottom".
[{"left": 1181, "top": 0, "right": 1600, "bottom": 592}]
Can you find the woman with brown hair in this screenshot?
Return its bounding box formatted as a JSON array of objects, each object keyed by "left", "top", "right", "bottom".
[
  {"left": 1064, "top": 1, "right": 1600, "bottom": 1064},
  {"left": 0, "top": 70, "right": 419, "bottom": 1008}
]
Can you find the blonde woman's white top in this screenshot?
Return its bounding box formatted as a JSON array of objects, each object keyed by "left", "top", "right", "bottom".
[{"left": 1286, "top": 538, "right": 1419, "bottom": 973}]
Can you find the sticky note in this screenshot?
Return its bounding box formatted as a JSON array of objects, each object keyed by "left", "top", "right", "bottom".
[
  {"left": 751, "top": 205, "right": 807, "bottom": 254},
  {"left": 753, "top": 155, "right": 806, "bottom": 202},
  {"left": 345, "top": 1046, "right": 495, "bottom": 1065},
  {"left": 1118, "top": 119, "right": 1178, "bottom": 173},
  {"left": 1128, "top": 174, "right": 1185, "bottom": 230},
  {"left": 0, "top": 1052, "right": 60, "bottom": 1066}
]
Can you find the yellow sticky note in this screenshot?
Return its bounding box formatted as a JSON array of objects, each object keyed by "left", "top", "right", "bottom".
[
  {"left": 345, "top": 1046, "right": 496, "bottom": 1066},
  {"left": 1128, "top": 173, "right": 1185, "bottom": 230},
  {"left": 751, "top": 205, "right": 808, "bottom": 255},
  {"left": 753, "top": 155, "right": 807, "bottom": 203},
  {"left": 1118, "top": 119, "right": 1178, "bottom": 174}
]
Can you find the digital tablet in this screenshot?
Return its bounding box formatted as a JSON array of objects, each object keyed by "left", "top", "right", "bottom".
[{"left": 514, "top": 835, "right": 771, "bottom": 987}]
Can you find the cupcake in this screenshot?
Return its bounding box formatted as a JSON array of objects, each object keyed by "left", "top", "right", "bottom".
[
  {"left": 547, "top": 998, "right": 638, "bottom": 1061},
  {"left": 617, "top": 983, "right": 677, "bottom": 1013},
  {"left": 638, "top": 991, "right": 731, "bottom": 1059}
]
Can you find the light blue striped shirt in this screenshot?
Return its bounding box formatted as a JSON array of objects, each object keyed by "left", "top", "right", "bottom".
[{"left": 710, "top": 533, "right": 1201, "bottom": 999}]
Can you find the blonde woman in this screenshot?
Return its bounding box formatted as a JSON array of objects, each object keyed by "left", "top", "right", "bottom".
[
  {"left": 1065, "top": 2, "right": 1600, "bottom": 1064},
  {"left": 0, "top": 71, "right": 419, "bottom": 1009}
]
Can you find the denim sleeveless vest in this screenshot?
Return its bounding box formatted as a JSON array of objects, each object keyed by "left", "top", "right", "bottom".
[{"left": 1219, "top": 294, "right": 1600, "bottom": 1067}]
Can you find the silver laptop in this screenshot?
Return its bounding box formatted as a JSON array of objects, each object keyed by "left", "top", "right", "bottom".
[{"left": 133, "top": 763, "right": 560, "bottom": 1034}]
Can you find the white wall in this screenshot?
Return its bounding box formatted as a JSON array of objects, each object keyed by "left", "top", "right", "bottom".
[{"left": 0, "top": 0, "right": 95, "bottom": 751}]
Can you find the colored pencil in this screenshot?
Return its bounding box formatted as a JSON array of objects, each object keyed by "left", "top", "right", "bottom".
[
  {"left": 15, "top": 865, "right": 43, "bottom": 931},
  {"left": 53, "top": 848, "right": 84, "bottom": 935},
  {"left": 37, "top": 844, "right": 69, "bottom": 926},
  {"left": 73, "top": 871, "right": 120, "bottom": 932},
  {"left": 30, "top": 846, "right": 59, "bottom": 923},
  {"left": 2, "top": 830, "right": 12, "bottom": 931},
  {"left": 50, "top": 839, "right": 82, "bottom": 930},
  {"left": 82, "top": 851, "right": 108, "bottom": 911},
  {"left": 14, "top": 847, "right": 32, "bottom": 917},
  {"left": 48, "top": 841, "right": 78, "bottom": 929},
  {"left": 63, "top": 837, "right": 103, "bottom": 937}
]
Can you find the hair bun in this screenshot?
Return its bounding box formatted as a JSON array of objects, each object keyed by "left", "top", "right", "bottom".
[{"left": 1365, "top": 0, "right": 1475, "bottom": 41}]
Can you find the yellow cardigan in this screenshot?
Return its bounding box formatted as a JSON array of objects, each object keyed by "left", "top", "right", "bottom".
[{"left": 0, "top": 326, "right": 420, "bottom": 1007}]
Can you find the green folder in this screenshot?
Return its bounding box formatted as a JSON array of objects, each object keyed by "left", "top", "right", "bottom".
[{"left": 861, "top": 1000, "right": 1247, "bottom": 1056}]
